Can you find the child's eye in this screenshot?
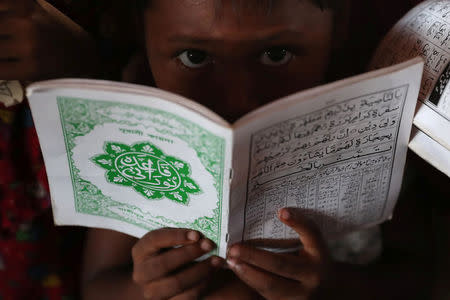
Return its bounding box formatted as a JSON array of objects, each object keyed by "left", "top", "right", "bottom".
[
  {"left": 260, "top": 47, "right": 293, "bottom": 66},
  {"left": 177, "top": 49, "right": 212, "bottom": 69}
]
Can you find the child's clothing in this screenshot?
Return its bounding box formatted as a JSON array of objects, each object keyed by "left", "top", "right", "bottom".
[{"left": 0, "top": 99, "right": 84, "bottom": 299}]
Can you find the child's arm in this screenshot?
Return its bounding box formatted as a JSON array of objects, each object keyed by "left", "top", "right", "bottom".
[
  {"left": 81, "top": 229, "right": 143, "bottom": 299},
  {"left": 0, "top": 0, "right": 99, "bottom": 81},
  {"left": 226, "top": 207, "right": 329, "bottom": 300}
]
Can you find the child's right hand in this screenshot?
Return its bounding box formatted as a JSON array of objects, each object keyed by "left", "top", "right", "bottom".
[{"left": 131, "top": 228, "right": 224, "bottom": 299}]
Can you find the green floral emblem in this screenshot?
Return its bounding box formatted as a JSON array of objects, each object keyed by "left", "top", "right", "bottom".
[{"left": 91, "top": 141, "right": 201, "bottom": 205}]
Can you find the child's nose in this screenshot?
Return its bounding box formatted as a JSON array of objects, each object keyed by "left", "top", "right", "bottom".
[{"left": 216, "top": 68, "right": 261, "bottom": 120}]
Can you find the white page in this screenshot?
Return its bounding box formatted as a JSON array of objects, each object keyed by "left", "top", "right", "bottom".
[
  {"left": 229, "top": 59, "right": 423, "bottom": 244},
  {"left": 370, "top": 0, "right": 450, "bottom": 152},
  {"left": 27, "top": 86, "right": 233, "bottom": 257},
  {"left": 409, "top": 126, "right": 450, "bottom": 177}
]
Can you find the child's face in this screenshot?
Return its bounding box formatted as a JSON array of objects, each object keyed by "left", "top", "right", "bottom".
[{"left": 144, "top": 0, "right": 336, "bottom": 121}]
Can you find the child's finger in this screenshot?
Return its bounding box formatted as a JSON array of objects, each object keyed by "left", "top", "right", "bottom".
[
  {"left": 132, "top": 228, "right": 201, "bottom": 261},
  {"left": 278, "top": 208, "right": 327, "bottom": 261},
  {"left": 227, "top": 244, "right": 315, "bottom": 282},
  {"left": 141, "top": 257, "right": 216, "bottom": 300},
  {"left": 228, "top": 259, "right": 304, "bottom": 300},
  {"left": 133, "top": 238, "right": 215, "bottom": 284},
  {"left": 170, "top": 278, "right": 209, "bottom": 300}
]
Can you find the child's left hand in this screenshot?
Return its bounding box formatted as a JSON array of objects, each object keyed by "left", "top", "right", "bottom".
[{"left": 226, "top": 208, "right": 329, "bottom": 300}]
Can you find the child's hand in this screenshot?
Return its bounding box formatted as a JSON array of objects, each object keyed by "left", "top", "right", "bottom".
[
  {"left": 0, "top": 0, "right": 98, "bottom": 80},
  {"left": 227, "top": 208, "right": 329, "bottom": 300},
  {"left": 131, "top": 228, "right": 224, "bottom": 299}
]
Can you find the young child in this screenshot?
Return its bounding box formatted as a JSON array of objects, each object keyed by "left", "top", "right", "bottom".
[
  {"left": 81, "top": 1, "right": 350, "bottom": 299},
  {"left": 83, "top": 1, "right": 438, "bottom": 299}
]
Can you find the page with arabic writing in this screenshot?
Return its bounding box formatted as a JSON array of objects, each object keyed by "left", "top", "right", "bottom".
[
  {"left": 227, "top": 59, "right": 423, "bottom": 245},
  {"left": 27, "top": 81, "right": 233, "bottom": 257},
  {"left": 370, "top": 0, "right": 450, "bottom": 176}
]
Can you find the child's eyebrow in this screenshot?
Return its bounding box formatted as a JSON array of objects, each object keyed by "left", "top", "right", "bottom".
[{"left": 167, "top": 29, "right": 304, "bottom": 45}]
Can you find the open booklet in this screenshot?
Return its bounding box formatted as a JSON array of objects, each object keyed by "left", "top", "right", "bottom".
[
  {"left": 370, "top": 0, "right": 450, "bottom": 177},
  {"left": 27, "top": 58, "right": 423, "bottom": 257}
]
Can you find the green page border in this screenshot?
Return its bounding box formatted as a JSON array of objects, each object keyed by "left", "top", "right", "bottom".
[{"left": 57, "top": 96, "right": 226, "bottom": 246}]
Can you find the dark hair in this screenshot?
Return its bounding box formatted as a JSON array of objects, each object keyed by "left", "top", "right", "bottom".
[{"left": 137, "top": 0, "right": 336, "bottom": 12}]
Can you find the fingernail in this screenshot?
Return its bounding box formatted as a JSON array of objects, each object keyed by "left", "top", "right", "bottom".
[
  {"left": 228, "top": 246, "right": 240, "bottom": 258},
  {"left": 279, "top": 208, "right": 291, "bottom": 221},
  {"left": 200, "top": 239, "right": 214, "bottom": 252},
  {"left": 227, "top": 258, "right": 239, "bottom": 269},
  {"left": 187, "top": 231, "right": 200, "bottom": 241},
  {"left": 210, "top": 256, "right": 224, "bottom": 267}
]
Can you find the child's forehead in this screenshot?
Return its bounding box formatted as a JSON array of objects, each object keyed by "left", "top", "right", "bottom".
[
  {"left": 146, "top": 0, "right": 333, "bottom": 36},
  {"left": 147, "top": 0, "right": 327, "bottom": 17}
]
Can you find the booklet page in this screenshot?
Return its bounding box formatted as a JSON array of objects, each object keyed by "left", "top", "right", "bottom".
[
  {"left": 28, "top": 86, "right": 232, "bottom": 257},
  {"left": 370, "top": 0, "right": 450, "bottom": 152},
  {"left": 409, "top": 126, "right": 450, "bottom": 177},
  {"left": 230, "top": 61, "right": 423, "bottom": 242}
]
